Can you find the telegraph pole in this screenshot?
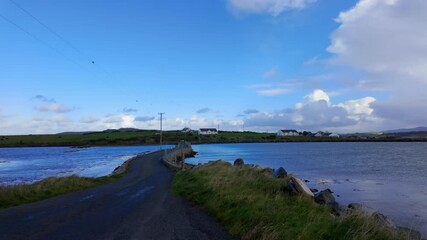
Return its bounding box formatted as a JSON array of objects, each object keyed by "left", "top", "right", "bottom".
[{"left": 159, "top": 112, "right": 165, "bottom": 149}]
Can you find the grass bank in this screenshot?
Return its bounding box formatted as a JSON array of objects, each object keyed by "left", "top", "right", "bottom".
[
  {"left": 172, "top": 161, "right": 409, "bottom": 240},
  {"left": 0, "top": 173, "right": 125, "bottom": 209}
]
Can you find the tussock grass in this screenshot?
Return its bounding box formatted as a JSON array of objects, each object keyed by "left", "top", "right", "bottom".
[
  {"left": 0, "top": 173, "right": 124, "bottom": 209},
  {"left": 172, "top": 161, "right": 407, "bottom": 240}
]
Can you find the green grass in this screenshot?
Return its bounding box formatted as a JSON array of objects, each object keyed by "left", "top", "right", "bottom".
[
  {"left": 0, "top": 173, "right": 125, "bottom": 209},
  {"left": 172, "top": 161, "right": 407, "bottom": 240},
  {"left": 0, "top": 130, "right": 423, "bottom": 148}
]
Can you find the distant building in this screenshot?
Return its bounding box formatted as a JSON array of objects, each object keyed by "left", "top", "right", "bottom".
[
  {"left": 277, "top": 129, "right": 299, "bottom": 136},
  {"left": 181, "top": 127, "right": 192, "bottom": 133},
  {"left": 199, "top": 128, "right": 218, "bottom": 135}
]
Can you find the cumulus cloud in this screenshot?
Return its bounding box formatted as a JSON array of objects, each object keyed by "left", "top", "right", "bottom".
[
  {"left": 327, "top": 0, "right": 427, "bottom": 127},
  {"left": 228, "top": 0, "right": 316, "bottom": 16},
  {"left": 244, "top": 89, "right": 378, "bottom": 132},
  {"left": 196, "top": 108, "right": 211, "bottom": 114},
  {"left": 135, "top": 116, "right": 155, "bottom": 122},
  {"left": 35, "top": 103, "right": 75, "bottom": 113},
  {"left": 304, "top": 89, "right": 330, "bottom": 104}
]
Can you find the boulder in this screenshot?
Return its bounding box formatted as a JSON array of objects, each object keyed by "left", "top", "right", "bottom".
[
  {"left": 315, "top": 189, "right": 340, "bottom": 215},
  {"left": 233, "top": 158, "right": 244, "bottom": 167},
  {"left": 347, "top": 203, "right": 362, "bottom": 211},
  {"left": 282, "top": 181, "right": 298, "bottom": 195},
  {"left": 272, "top": 167, "right": 288, "bottom": 178},
  {"left": 310, "top": 188, "right": 319, "bottom": 193},
  {"left": 315, "top": 189, "right": 335, "bottom": 204},
  {"left": 291, "top": 176, "right": 314, "bottom": 197},
  {"left": 372, "top": 212, "right": 396, "bottom": 228}
]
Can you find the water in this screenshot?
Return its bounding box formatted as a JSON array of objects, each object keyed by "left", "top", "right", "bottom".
[
  {"left": 0, "top": 145, "right": 169, "bottom": 185},
  {"left": 189, "top": 142, "right": 427, "bottom": 235},
  {"left": 1, "top": 142, "right": 426, "bottom": 235}
]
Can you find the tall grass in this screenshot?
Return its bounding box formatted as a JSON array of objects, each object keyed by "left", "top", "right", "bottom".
[
  {"left": 172, "top": 161, "right": 408, "bottom": 240},
  {"left": 0, "top": 173, "right": 124, "bottom": 209}
]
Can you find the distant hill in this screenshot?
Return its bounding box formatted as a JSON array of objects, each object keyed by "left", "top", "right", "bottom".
[
  {"left": 383, "top": 126, "right": 427, "bottom": 134},
  {"left": 56, "top": 131, "right": 96, "bottom": 135},
  {"left": 102, "top": 128, "right": 143, "bottom": 133}
]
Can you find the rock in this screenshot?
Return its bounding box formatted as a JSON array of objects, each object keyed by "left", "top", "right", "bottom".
[
  {"left": 291, "top": 176, "right": 314, "bottom": 197},
  {"left": 372, "top": 212, "right": 396, "bottom": 228},
  {"left": 304, "top": 179, "right": 310, "bottom": 183},
  {"left": 347, "top": 203, "right": 362, "bottom": 211},
  {"left": 272, "top": 167, "right": 288, "bottom": 178},
  {"left": 282, "top": 181, "right": 298, "bottom": 195},
  {"left": 315, "top": 189, "right": 340, "bottom": 215},
  {"left": 233, "top": 158, "right": 244, "bottom": 167},
  {"left": 310, "top": 188, "right": 319, "bottom": 193}
]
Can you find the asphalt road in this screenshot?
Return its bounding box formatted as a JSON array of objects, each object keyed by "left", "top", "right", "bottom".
[{"left": 0, "top": 150, "right": 233, "bottom": 240}]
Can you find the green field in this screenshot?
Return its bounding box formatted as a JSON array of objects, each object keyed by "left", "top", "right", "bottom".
[{"left": 0, "top": 129, "right": 423, "bottom": 148}]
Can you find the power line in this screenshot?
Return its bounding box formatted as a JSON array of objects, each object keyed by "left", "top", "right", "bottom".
[
  {"left": 8, "top": 0, "right": 116, "bottom": 80},
  {"left": 9, "top": 0, "right": 91, "bottom": 62},
  {"left": 0, "top": 12, "right": 92, "bottom": 74}
]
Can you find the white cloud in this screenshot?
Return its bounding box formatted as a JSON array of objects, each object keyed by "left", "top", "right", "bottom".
[
  {"left": 228, "top": 0, "right": 316, "bottom": 16},
  {"left": 244, "top": 89, "right": 379, "bottom": 132},
  {"left": 135, "top": 116, "right": 155, "bottom": 122},
  {"left": 80, "top": 115, "right": 100, "bottom": 124},
  {"left": 304, "top": 89, "right": 330, "bottom": 104},
  {"left": 35, "top": 103, "right": 75, "bottom": 113},
  {"left": 257, "top": 88, "right": 289, "bottom": 96},
  {"left": 327, "top": 0, "right": 427, "bottom": 127}
]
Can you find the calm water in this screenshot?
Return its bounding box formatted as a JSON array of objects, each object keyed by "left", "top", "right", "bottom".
[
  {"left": 0, "top": 145, "right": 170, "bottom": 185},
  {"left": 189, "top": 142, "right": 427, "bottom": 235},
  {"left": 0, "top": 142, "right": 426, "bottom": 235}
]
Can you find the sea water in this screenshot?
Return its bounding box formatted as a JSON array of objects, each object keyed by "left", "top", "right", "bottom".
[{"left": 189, "top": 142, "right": 427, "bottom": 236}]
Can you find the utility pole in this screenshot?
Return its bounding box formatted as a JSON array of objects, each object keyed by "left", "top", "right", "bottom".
[{"left": 159, "top": 112, "right": 165, "bottom": 149}]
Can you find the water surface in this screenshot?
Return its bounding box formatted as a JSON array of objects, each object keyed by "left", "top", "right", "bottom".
[{"left": 189, "top": 142, "right": 427, "bottom": 235}]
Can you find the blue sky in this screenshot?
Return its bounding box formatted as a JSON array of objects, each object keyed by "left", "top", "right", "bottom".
[{"left": 1, "top": 0, "right": 426, "bottom": 134}]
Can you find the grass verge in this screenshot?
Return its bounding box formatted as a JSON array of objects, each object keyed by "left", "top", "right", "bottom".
[
  {"left": 0, "top": 173, "right": 125, "bottom": 209},
  {"left": 172, "top": 161, "right": 408, "bottom": 240}
]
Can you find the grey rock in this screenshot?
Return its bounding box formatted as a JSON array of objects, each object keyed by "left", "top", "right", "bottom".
[
  {"left": 348, "top": 203, "right": 362, "bottom": 211},
  {"left": 315, "top": 189, "right": 341, "bottom": 215},
  {"left": 233, "top": 158, "right": 244, "bottom": 167},
  {"left": 282, "top": 181, "right": 298, "bottom": 195},
  {"left": 372, "top": 212, "right": 396, "bottom": 228},
  {"left": 310, "top": 188, "right": 319, "bottom": 193},
  {"left": 272, "top": 167, "right": 287, "bottom": 178}
]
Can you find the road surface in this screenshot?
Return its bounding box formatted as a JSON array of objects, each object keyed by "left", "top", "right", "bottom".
[{"left": 0, "top": 150, "right": 233, "bottom": 240}]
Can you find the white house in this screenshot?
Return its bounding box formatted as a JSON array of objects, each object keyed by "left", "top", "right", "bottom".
[
  {"left": 199, "top": 128, "right": 218, "bottom": 135},
  {"left": 277, "top": 129, "right": 299, "bottom": 136},
  {"left": 181, "top": 127, "right": 192, "bottom": 133}
]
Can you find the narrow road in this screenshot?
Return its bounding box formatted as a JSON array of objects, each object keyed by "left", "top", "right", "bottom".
[{"left": 0, "top": 150, "right": 233, "bottom": 240}]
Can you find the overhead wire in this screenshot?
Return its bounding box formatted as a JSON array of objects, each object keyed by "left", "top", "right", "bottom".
[
  {"left": 5, "top": 0, "right": 117, "bottom": 81},
  {"left": 0, "top": 12, "right": 93, "bottom": 75}
]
